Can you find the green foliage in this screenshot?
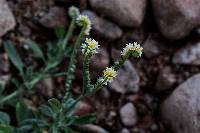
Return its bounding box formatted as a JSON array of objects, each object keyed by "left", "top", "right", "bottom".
[
  {"left": 4, "top": 41, "right": 24, "bottom": 74},
  {"left": 0, "top": 112, "right": 10, "bottom": 124},
  {"left": 0, "top": 6, "right": 143, "bottom": 133}
]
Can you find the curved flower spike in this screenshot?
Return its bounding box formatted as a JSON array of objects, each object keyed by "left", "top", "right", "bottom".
[
  {"left": 102, "top": 67, "right": 117, "bottom": 85},
  {"left": 81, "top": 38, "right": 99, "bottom": 56},
  {"left": 68, "top": 6, "right": 80, "bottom": 19},
  {"left": 76, "top": 15, "right": 92, "bottom": 35},
  {"left": 121, "top": 42, "right": 143, "bottom": 58}
]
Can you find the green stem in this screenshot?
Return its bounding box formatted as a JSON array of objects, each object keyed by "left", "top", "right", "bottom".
[
  {"left": 64, "top": 27, "right": 86, "bottom": 99},
  {"left": 82, "top": 55, "right": 92, "bottom": 95},
  {"left": 62, "top": 19, "right": 76, "bottom": 49},
  {"left": 93, "top": 53, "right": 131, "bottom": 92},
  {"left": 0, "top": 90, "right": 22, "bottom": 105}
]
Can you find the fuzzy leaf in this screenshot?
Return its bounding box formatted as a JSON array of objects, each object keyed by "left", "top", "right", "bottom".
[
  {"left": 0, "top": 124, "right": 14, "bottom": 133},
  {"left": 16, "top": 102, "right": 34, "bottom": 123},
  {"left": 4, "top": 41, "right": 24, "bottom": 73},
  {"left": 73, "top": 113, "right": 96, "bottom": 125},
  {"left": 55, "top": 27, "right": 66, "bottom": 39},
  {"left": 26, "top": 39, "right": 45, "bottom": 61},
  {"left": 0, "top": 112, "right": 10, "bottom": 124},
  {"left": 48, "top": 98, "right": 62, "bottom": 113},
  {"left": 39, "top": 105, "right": 55, "bottom": 119}
]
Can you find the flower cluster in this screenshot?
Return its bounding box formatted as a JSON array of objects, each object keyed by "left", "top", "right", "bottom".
[
  {"left": 76, "top": 15, "right": 92, "bottom": 35},
  {"left": 98, "top": 67, "right": 117, "bottom": 85},
  {"left": 68, "top": 6, "right": 80, "bottom": 19},
  {"left": 81, "top": 38, "right": 99, "bottom": 56},
  {"left": 121, "top": 42, "right": 143, "bottom": 57}
]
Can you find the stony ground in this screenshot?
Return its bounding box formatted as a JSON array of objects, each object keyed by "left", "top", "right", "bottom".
[{"left": 1, "top": 0, "right": 200, "bottom": 133}]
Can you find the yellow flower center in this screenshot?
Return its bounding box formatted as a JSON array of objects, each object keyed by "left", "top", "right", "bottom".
[
  {"left": 88, "top": 42, "right": 96, "bottom": 49},
  {"left": 104, "top": 71, "right": 114, "bottom": 78}
]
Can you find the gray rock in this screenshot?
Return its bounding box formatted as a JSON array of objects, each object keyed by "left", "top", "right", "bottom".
[
  {"left": 143, "top": 34, "right": 162, "bottom": 58},
  {"left": 151, "top": 0, "right": 200, "bottom": 40},
  {"left": 156, "top": 67, "right": 176, "bottom": 91},
  {"left": 161, "top": 74, "right": 200, "bottom": 133},
  {"left": 99, "top": 87, "right": 110, "bottom": 99},
  {"left": 0, "top": 54, "right": 10, "bottom": 88},
  {"left": 120, "top": 103, "right": 138, "bottom": 127},
  {"left": 76, "top": 124, "right": 109, "bottom": 133},
  {"left": 172, "top": 42, "right": 200, "bottom": 65},
  {"left": 82, "top": 10, "right": 122, "bottom": 40},
  {"left": 109, "top": 60, "right": 140, "bottom": 94},
  {"left": 88, "top": 0, "right": 147, "bottom": 27},
  {"left": 75, "top": 101, "right": 93, "bottom": 116},
  {"left": 119, "top": 128, "right": 130, "bottom": 133},
  {"left": 0, "top": 0, "right": 16, "bottom": 37},
  {"left": 117, "top": 28, "right": 146, "bottom": 49},
  {"left": 39, "top": 6, "right": 68, "bottom": 29}
]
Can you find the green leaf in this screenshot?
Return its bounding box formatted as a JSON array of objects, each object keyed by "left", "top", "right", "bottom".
[
  {"left": 48, "top": 98, "right": 62, "bottom": 113},
  {"left": 63, "top": 127, "right": 79, "bottom": 133},
  {"left": 39, "top": 105, "right": 55, "bottom": 119},
  {"left": 0, "top": 111, "right": 10, "bottom": 124},
  {"left": 16, "top": 102, "right": 34, "bottom": 123},
  {"left": 19, "top": 118, "right": 47, "bottom": 130},
  {"left": 55, "top": 27, "right": 66, "bottom": 39},
  {"left": 0, "top": 124, "right": 14, "bottom": 133},
  {"left": 25, "top": 39, "right": 45, "bottom": 61},
  {"left": 0, "top": 84, "right": 4, "bottom": 95},
  {"left": 73, "top": 113, "right": 96, "bottom": 125},
  {"left": 4, "top": 41, "right": 24, "bottom": 73}
]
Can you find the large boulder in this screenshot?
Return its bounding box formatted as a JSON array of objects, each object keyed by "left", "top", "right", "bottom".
[
  {"left": 161, "top": 74, "right": 200, "bottom": 133},
  {"left": 151, "top": 0, "right": 200, "bottom": 40},
  {"left": 0, "top": 0, "right": 16, "bottom": 37},
  {"left": 88, "top": 0, "right": 147, "bottom": 27}
]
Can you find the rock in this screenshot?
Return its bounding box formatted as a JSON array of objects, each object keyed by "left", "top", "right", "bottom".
[
  {"left": 76, "top": 124, "right": 109, "bottom": 133},
  {"left": 143, "top": 34, "right": 162, "bottom": 58},
  {"left": 116, "top": 28, "right": 146, "bottom": 49},
  {"left": 0, "top": 75, "right": 10, "bottom": 89},
  {"left": 0, "top": 54, "right": 10, "bottom": 73},
  {"left": 88, "top": 0, "right": 147, "bottom": 27},
  {"left": 0, "top": 0, "right": 16, "bottom": 37},
  {"left": 172, "top": 41, "right": 200, "bottom": 65},
  {"left": 76, "top": 47, "right": 109, "bottom": 79},
  {"left": 120, "top": 103, "right": 138, "bottom": 127},
  {"left": 82, "top": 10, "right": 122, "bottom": 40},
  {"left": 119, "top": 128, "right": 130, "bottom": 133},
  {"left": 109, "top": 60, "right": 140, "bottom": 94},
  {"left": 161, "top": 74, "right": 200, "bottom": 133},
  {"left": 39, "top": 6, "right": 68, "bottom": 29},
  {"left": 75, "top": 101, "right": 94, "bottom": 116},
  {"left": 41, "top": 78, "right": 54, "bottom": 97},
  {"left": 99, "top": 87, "right": 110, "bottom": 99},
  {"left": 151, "top": 0, "right": 200, "bottom": 40},
  {"left": 0, "top": 54, "right": 10, "bottom": 88},
  {"left": 155, "top": 67, "right": 176, "bottom": 91}
]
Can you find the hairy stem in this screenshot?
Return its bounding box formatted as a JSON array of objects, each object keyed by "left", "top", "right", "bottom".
[
  {"left": 62, "top": 19, "right": 76, "bottom": 49},
  {"left": 64, "top": 27, "right": 86, "bottom": 99},
  {"left": 82, "top": 55, "right": 92, "bottom": 95}
]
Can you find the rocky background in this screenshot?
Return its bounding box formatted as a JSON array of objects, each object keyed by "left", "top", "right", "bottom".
[{"left": 1, "top": 0, "right": 200, "bottom": 133}]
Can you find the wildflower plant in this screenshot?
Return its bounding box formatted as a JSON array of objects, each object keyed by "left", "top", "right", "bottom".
[{"left": 0, "top": 6, "right": 143, "bottom": 133}]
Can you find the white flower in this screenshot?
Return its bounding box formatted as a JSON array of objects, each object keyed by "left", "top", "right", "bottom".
[
  {"left": 76, "top": 15, "right": 91, "bottom": 35},
  {"left": 121, "top": 42, "right": 143, "bottom": 57},
  {"left": 103, "top": 67, "right": 117, "bottom": 84},
  {"left": 81, "top": 38, "right": 99, "bottom": 55},
  {"left": 68, "top": 6, "right": 80, "bottom": 18}
]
